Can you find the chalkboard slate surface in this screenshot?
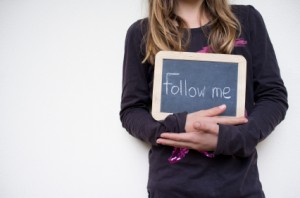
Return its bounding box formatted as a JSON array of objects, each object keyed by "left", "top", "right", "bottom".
[{"left": 152, "top": 51, "right": 247, "bottom": 120}]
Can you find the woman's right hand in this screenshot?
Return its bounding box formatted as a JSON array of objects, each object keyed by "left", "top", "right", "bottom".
[{"left": 185, "top": 104, "right": 248, "bottom": 133}]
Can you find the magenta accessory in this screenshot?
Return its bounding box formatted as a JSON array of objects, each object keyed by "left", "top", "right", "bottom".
[
  {"left": 168, "top": 148, "right": 189, "bottom": 164},
  {"left": 197, "top": 38, "right": 247, "bottom": 53},
  {"left": 168, "top": 148, "right": 215, "bottom": 164}
]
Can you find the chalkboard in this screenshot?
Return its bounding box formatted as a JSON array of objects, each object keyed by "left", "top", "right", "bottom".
[{"left": 152, "top": 51, "right": 247, "bottom": 120}]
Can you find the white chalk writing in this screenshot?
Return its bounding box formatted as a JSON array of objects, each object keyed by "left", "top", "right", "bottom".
[{"left": 163, "top": 73, "right": 231, "bottom": 99}]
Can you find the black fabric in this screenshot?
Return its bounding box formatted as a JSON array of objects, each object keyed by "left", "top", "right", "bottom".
[{"left": 120, "top": 5, "right": 288, "bottom": 198}]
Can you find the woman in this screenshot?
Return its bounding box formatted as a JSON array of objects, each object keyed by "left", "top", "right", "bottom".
[{"left": 120, "top": 0, "right": 288, "bottom": 197}]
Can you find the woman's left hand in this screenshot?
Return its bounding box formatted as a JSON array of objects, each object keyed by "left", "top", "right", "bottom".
[{"left": 156, "top": 121, "right": 219, "bottom": 151}]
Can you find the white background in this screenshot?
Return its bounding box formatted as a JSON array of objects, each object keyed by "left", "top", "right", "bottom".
[{"left": 0, "top": 0, "right": 299, "bottom": 197}]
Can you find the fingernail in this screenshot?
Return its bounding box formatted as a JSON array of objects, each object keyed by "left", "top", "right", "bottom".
[{"left": 219, "top": 104, "right": 226, "bottom": 109}]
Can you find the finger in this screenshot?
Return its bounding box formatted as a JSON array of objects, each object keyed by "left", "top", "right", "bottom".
[
  {"left": 160, "top": 133, "right": 202, "bottom": 144},
  {"left": 211, "top": 116, "right": 248, "bottom": 125},
  {"left": 195, "top": 104, "right": 227, "bottom": 117},
  {"left": 157, "top": 135, "right": 194, "bottom": 149},
  {"left": 156, "top": 138, "right": 191, "bottom": 148},
  {"left": 159, "top": 133, "right": 190, "bottom": 142}
]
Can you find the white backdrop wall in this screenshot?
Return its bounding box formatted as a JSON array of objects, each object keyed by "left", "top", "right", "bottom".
[{"left": 0, "top": 0, "right": 299, "bottom": 197}]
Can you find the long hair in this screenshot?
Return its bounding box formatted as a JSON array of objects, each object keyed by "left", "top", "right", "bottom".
[{"left": 143, "top": 0, "right": 241, "bottom": 64}]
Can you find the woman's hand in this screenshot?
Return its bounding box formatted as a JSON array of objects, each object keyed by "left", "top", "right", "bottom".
[
  {"left": 185, "top": 104, "right": 247, "bottom": 132},
  {"left": 156, "top": 104, "right": 248, "bottom": 151}
]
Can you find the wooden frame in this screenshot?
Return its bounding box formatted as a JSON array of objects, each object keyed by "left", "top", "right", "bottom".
[{"left": 152, "top": 51, "right": 247, "bottom": 120}]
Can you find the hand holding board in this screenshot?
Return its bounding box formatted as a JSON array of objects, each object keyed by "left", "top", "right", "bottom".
[{"left": 152, "top": 51, "right": 247, "bottom": 120}]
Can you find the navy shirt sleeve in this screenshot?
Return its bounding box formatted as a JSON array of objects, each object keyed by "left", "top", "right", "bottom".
[
  {"left": 120, "top": 20, "right": 187, "bottom": 145},
  {"left": 215, "top": 6, "right": 288, "bottom": 157}
]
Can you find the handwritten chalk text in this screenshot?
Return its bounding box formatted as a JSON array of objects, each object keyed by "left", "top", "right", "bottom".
[{"left": 163, "top": 73, "right": 231, "bottom": 99}]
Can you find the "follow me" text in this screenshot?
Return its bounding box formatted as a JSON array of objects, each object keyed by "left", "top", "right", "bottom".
[{"left": 163, "top": 73, "right": 232, "bottom": 99}]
